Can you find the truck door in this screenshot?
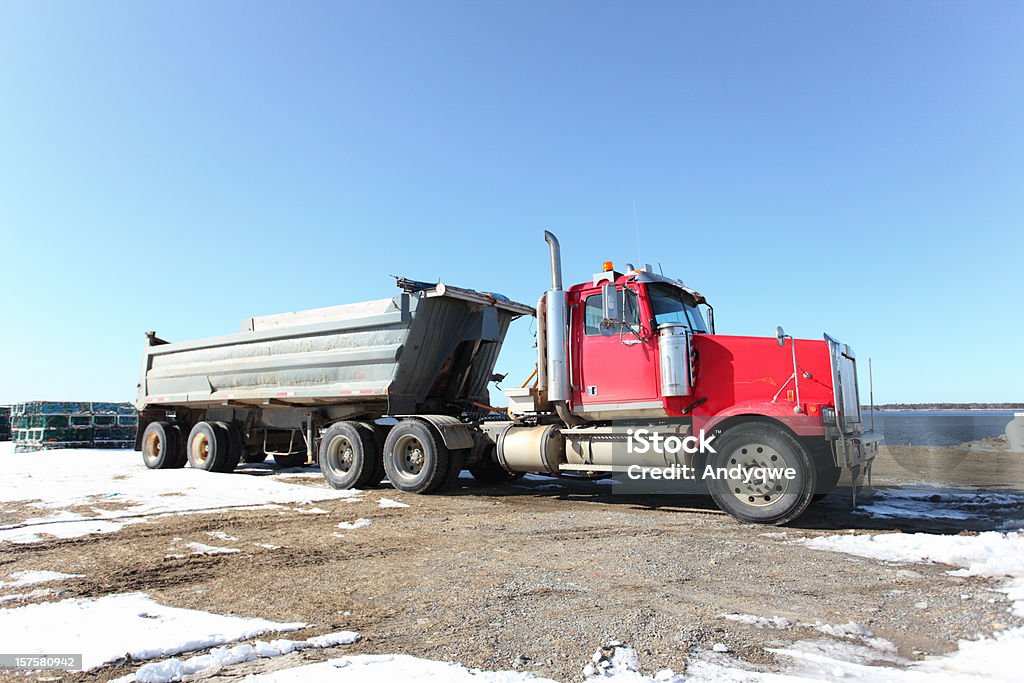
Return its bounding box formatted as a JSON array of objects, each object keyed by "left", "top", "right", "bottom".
[{"left": 573, "top": 285, "right": 661, "bottom": 411}]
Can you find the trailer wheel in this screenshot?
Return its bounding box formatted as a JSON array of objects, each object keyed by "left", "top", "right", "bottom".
[
  {"left": 213, "top": 422, "right": 243, "bottom": 473},
  {"left": 141, "top": 421, "right": 183, "bottom": 469},
  {"left": 382, "top": 419, "right": 450, "bottom": 493},
  {"left": 319, "top": 422, "right": 378, "bottom": 490},
  {"left": 186, "top": 421, "right": 230, "bottom": 472},
  {"left": 705, "top": 422, "right": 816, "bottom": 525}
]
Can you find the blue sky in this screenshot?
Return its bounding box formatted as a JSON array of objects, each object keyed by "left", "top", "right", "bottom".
[{"left": 0, "top": 1, "right": 1020, "bottom": 405}]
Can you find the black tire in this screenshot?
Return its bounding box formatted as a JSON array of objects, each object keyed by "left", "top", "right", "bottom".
[
  {"left": 241, "top": 449, "right": 267, "bottom": 464},
  {"left": 140, "top": 421, "right": 183, "bottom": 469},
  {"left": 186, "top": 421, "right": 231, "bottom": 472},
  {"left": 319, "top": 422, "right": 378, "bottom": 490},
  {"left": 440, "top": 447, "right": 467, "bottom": 491},
  {"left": 705, "top": 422, "right": 816, "bottom": 525},
  {"left": 468, "top": 450, "right": 516, "bottom": 485},
  {"left": 382, "top": 419, "right": 450, "bottom": 493},
  {"left": 214, "top": 422, "right": 243, "bottom": 473},
  {"left": 273, "top": 452, "right": 308, "bottom": 468}
]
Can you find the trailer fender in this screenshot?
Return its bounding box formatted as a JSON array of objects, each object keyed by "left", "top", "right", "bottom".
[{"left": 397, "top": 414, "right": 474, "bottom": 450}]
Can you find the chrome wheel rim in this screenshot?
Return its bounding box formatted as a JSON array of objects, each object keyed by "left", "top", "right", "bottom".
[
  {"left": 326, "top": 436, "right": 355, "bottom": 476},
  {"left": 725, "top": 441, "right": 790, "bottom": 507},
  {"left": 393, "top": 434, "right": 426, "bottom": 477}
]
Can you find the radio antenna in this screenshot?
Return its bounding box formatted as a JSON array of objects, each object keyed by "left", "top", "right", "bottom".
[{"left": 632, "top": 199, "right": 641, "bottom": 264}]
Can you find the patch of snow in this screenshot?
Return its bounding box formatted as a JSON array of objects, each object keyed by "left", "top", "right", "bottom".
[
  {"left": 184, "top": 542, "right": 239, "bottom": 556},
  {"left": 253, "top": 543, "right": 281, "bottom": 550},
  {"left": 378, "top": 498, "right": 410, "bottom": 508},
  {"left": 245, "top": 654, "right": 559, "bottom": 682},
  {"left": 0, "top": 592, "right": 305, "bottom": 670},
  {"left": 119, "top": 631, "right": 361, "bottom": 682},
  {"left": 0, "top": 447, "right": 362, "bottom": 544},
  {"left": 0, "top": 588, "right": 55, "bottom": 603},
  {"left": 0, "top": 510, "right": 136, "bottom": 543},
  {"left": 296, "top": 507, "right": 329, "bottom": 514},
  {"left": 799, "top": 530, "right": 1024, "bottom": 616},
  {"left": 788, "top": 529, "right": 1024, "bottom": 681},
  {"left": 720, "top": 613, "right": 791, "bottom": 629},
  {"left": 810, "top": 621, "right": 872, "bottom": 639},
  {"left": 337, "top": 518, "right": 371, "bottom": 530},
  {"left": 0, "top": 570, "right": 82, "bottom": 589},
  {"left": 206, "top": 531, "right": 239, "bottom": 541},
  {"left": 859, "top": 487, "right": 1024, "bottom": 527}
]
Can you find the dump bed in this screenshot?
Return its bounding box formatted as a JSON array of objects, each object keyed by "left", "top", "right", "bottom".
[{"left": 137, "top": 281, "right": 533, "bottom": 415}]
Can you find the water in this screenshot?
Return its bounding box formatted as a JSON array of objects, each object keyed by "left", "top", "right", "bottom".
[{"left": 866, "top": 410, "right": 1017, "bottom": 447}]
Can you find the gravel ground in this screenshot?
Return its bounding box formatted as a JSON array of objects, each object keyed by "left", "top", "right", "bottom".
[{"left": 1, "top": 444, "right": 1023, "bottom": 682}]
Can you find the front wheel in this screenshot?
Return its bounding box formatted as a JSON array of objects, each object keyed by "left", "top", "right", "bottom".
[{"left": 705, "top": 422, "right": 816, "bottom": 525}]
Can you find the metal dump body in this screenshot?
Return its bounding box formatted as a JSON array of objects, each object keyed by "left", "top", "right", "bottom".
[{"left": 137, "top": 282, "right": 532, "bottom": 415}]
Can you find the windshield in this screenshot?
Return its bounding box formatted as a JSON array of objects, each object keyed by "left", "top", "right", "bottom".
[{"left": 647, "top": 283, "right": 708, "bottom": 333}]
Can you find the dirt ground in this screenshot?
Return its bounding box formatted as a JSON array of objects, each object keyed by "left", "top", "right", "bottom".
[{"left": 3, "top": 444, "right": 1024, "bottom": 682}]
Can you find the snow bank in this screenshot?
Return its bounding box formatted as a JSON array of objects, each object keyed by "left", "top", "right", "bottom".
[
  {"left": 0, "top": 592, "right": 305, "bottom": 670},
  {"left": 0, "top": 445, "right": 361, "bottom": 543}
]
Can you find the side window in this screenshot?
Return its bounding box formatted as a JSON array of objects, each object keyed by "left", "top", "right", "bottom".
[
  {"left": 584, "top": 295, "right": 606, "bottom": 336},
  {"left": 583, "top": 288, "right": 639, "bottom": 336}
]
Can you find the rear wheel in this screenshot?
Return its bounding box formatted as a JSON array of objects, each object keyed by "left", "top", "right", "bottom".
[
  {"left": 382, "top": 419, "right": 449, "bottom": 493},
  {"left": 141, "top": 421, "right": 183, "bottom": 469},
  {"left": 319, "top": 422, "right": 378, "bottom": 490},
  {"left": 273, "top": 452, "right": 308, "bottom": 468},
  {"left": 441, "top": 447, "right": 467, "bottom": 490},
  {"left": 214, "top": 422, "right": 243, "bottom": 473},
  {"left": 469, "top": 450, "right": 517, "bottom": 485},
  {"left": 186, "top": 421, "right": 230, "bottom": 472},
  {"left": 705, "top": 422, "right": 816, "bottom": 525},
  {"left": 241, "top": 449, "right": 267, "bottom": 464}
]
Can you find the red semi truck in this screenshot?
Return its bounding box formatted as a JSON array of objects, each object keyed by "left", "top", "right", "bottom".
[{"left": 136, "top": 231, "right": 878, "bottom": 525}]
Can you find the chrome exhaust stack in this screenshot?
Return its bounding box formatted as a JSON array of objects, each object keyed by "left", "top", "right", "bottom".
[{"left": 543, "top": 231, "right": 569, "bottom": 403}]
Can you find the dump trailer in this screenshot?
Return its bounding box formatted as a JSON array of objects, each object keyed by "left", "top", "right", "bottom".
[{"left": 137, "top": 232, "right": 878, "bottom": 525}]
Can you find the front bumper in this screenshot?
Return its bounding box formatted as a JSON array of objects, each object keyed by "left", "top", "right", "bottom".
[{"left": 834, "top": 431, "right": 881, "bottom": 469}]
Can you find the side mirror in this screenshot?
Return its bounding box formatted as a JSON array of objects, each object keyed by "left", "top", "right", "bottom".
[
  {"left": 602, "top": 283, "right": 622, "bottom": 325},
  {"left": 776, "top": 326, "right": 786, "bottom": 347}
]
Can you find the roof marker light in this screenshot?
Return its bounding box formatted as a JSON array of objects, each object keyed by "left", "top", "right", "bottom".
[{"left": 602, "top": 261, "right": 614, "bottom": 272}]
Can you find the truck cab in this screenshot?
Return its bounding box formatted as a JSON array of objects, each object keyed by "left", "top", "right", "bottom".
[{"left": 498, "top": 231, "right": 879, "bottom": 525}]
